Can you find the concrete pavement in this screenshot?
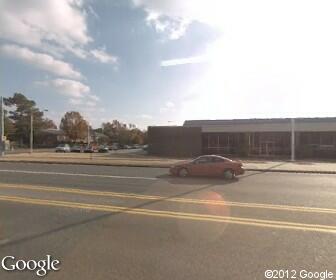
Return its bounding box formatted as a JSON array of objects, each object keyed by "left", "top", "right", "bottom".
[
  {"left": 0, "top": 162, "right": 335, "bottom": 279},
  {"left": 2, "top": 151, "right": 336, "bottom": 173}
]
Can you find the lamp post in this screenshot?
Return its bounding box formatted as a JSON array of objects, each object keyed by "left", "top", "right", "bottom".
[
  {"left": 291, "top": 118, "right": 295, "bottom": 161},
  {"left": 30, "top": 109, "right": 48, "bottom": 154},
  {"left": 0, "top": 96, "right": 4, "bottom": 156},
  {"left": 87, "top": 121, "right": 90, "bottom": 146},
  {"left": 30, "top": 111, "right": 33, "bottom": 154}
]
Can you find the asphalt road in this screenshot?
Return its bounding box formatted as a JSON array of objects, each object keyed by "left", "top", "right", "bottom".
[{"left": 0, "top": 162, "right": 335, "bottom": 280}]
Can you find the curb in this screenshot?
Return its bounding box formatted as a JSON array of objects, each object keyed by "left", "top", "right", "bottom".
[
  {"left": 245, "top": 168, "right": 336, "bottom": 175},
  {"left": 1, "top": 159, "right": 336, "bottom": 175},
  {"left": 0, "top": 159, "right": 171, "bottom": 168}
]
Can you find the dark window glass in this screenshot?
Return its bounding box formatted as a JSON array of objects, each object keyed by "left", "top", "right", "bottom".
[
  {"left": 194, "top": 157, "right": 211, "bottom": 164},
  {"left": 212, "top": 157, "right": 224, "bottom": 162}
]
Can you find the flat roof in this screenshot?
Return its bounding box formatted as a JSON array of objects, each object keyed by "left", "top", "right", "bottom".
[{"left": 183, "top": 117, "right": 336, "bottom": 133}]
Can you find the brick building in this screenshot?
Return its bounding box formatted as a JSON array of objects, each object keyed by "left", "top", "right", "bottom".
[{"left": 148, "top": 117, "right": 336, "bottom": 159}]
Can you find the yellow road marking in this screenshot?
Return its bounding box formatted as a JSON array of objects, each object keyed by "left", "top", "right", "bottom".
[
  {"left": 0, "top": 194, "right": 335, "bottom": 234},
  {"left": 0, "top": 183, "right": 335, "bottom": 215},
  {"left": 0, "top": 169, "right": 157, "bottom": 181}
]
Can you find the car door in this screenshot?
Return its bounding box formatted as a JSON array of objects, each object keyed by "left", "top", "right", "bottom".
[
  {"left": 189, "top": 156, "right": 212, "bottom": 176},
  {"left": 206, "top": 157, "right": 224, "bottom": 176}
]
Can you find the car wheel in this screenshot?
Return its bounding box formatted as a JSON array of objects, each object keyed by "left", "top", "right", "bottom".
[
  {"left": 223, "top": 169, "right": 235, "bottom": 180},
  {"left": 178, "top": 168, "right": 189, "bottom": 177}
]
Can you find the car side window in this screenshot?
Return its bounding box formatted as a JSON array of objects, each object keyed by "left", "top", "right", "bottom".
[
  {"left": 212, "top": 157, "right": 224, "bottom": 163},
  {"left": 194, "top": 157, "right": 210, "bottom": 164}
]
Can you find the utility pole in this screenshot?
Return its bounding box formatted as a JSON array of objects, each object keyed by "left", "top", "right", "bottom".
[
  {"left": 87, "top": 122, "right": 90, "bottom": 146},
  {"left": 291, "top": 118, "right": 295, "bottom": 161},
  {"left": 30, "top": 111, "right": 33, "bottom": 154},
  {"left": 0, "top": 96, "right": 4, "bottom": 156},
  {"left": 29, "top": 109, "right": 47, "bottom": 154}
]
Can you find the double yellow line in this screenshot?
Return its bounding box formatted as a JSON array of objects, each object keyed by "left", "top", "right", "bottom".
[
  {"left": 0, "top": 194, "right": 336, "bottom": 234},
  {"left": 1, "top": 183, "right": 336, "bottom": 215}
]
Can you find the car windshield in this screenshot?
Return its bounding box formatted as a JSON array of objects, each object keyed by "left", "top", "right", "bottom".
[{"left": 1, "top": 1, "right": 335, "bottom": 280}]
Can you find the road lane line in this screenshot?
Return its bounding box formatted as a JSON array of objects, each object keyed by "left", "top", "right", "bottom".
[
  {"left": 0, "top": 239, "right": 10, "bottom": 245},
  {"left": 0, "top": 169, "right": 157, "bottom": 181},
  {"left": 1, "top": 183, "right": 336, "bottom": 215},
  {"left": 0, "top": 194, "right": 335, "bottom": 234}
]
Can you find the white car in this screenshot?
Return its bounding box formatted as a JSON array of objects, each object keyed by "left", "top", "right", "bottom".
[{"left": 55, "top": 144, "right": 71, "bottom": 153}]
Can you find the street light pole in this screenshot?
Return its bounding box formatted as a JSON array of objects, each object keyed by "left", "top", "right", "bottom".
[
  {"left": 87, "top": 122, "right": 90, "bottom": 146},
  {"left": 30, "top": 111, "right": 33, "bottom": 154},
  {"left": 0, "top": 96, "right": 4, "bottom": 156},
  {"left": 291, "top": 118, "right": 295, "bottom": 161},
  {"left": 30, "top": 109, "right": 48, "bottom": 154}
]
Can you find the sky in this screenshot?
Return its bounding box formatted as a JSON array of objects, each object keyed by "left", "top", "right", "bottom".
[{"left": 1, "top": 0, "right": 336, "bottom": 129}]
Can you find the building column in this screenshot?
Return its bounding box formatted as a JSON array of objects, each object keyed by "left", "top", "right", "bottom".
[{"left": 291, "top": 118, "right": 295, "bottom": 161}]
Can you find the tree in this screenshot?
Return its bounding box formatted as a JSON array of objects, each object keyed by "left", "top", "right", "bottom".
[
  {"left": 60, "top": 111, "right": 88, "bottom": 142},
  {"left": 101, "top": 120, "right": 146, "bottom": 145},
  {"left": 40, "top": 118, "right": 57, "bottom": 130},
  {"left": 102, "top": 120, "right": 126, "bottom": 143},
  {"left": 4, "top": 93, "right": 56, "bottom": 145},
  {"left": 129, "top": 128, "right": 145, "bottom": 144}
]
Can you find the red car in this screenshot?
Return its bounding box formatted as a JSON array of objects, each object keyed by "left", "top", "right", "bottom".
[{"left": 169, "top": 155, "right": 244, "bottom": 179}]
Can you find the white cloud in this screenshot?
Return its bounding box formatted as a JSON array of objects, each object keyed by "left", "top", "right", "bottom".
[
  {"left": 87, "top": 4, "right": 99, "bottom": 20},
  {"left": 160, "top": 101, "right": 175, "bottom": 113},
  {"left": 0, "top": 1, "right": 116, "bottom": 122},
  {"left": 37, "top": 79, "right": 90, "bottom": 98},
  {"left": 0, "top": 1, "right": 118, "bottom": 62},
  {"left": 145, "top": 11, "right": 190, "bottom": 40},
  {"left": 90, "top": 48, "right": 118, "bottom": 64},
  {"left": 69, "top": 98, "right": 83, "bottom": 105},
  {"left": 37, "top": 78, "right": 104, "bottom": 112},
  {"left": 166, "top": 101, "right": 175, "bottom": 108},
  {"left": 139, "top": 114, "right": 153, "bottom": 119},
  {"left": 88, "top": 94, "right": 100, "bottom": 102},
  {"left": 132, "top": 0, "right": 224, "bottom": 31},
  {"left": 132, "top": 0, "right": 221, "bottom": 39},
  {"left": 135, "top": 0, "right": 336, "bottom": 120},
  {"left": 69, "top": 98, "right": 99, "bottom": 108},
  {"left": 0, "top": 44, "right": 82, "bottom": 79},
  {"left": 161, "top": 56, "right": 206, "bottom": 67},
  {"left": 0, "top": 0, "right": 92, "bottom": 57},
  {"left": 86, "top": 101, "right": 98, "bottom": 107}
]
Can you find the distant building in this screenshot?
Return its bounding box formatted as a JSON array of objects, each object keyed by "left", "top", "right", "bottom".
[{"left": 148, "top": 117, "right": 336, "bottom": 159}]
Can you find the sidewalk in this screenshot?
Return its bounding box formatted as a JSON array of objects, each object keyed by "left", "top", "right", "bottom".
[{"left": 1, "top": 152, "right": 336, "bottom": 174}]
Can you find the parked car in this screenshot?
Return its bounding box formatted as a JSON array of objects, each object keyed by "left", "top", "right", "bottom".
[
  {"left": 71, "top": 145, "right": 82, "bottom": 153},
  {"left": 169, "top": 155, "right": 244, "bottom": 179},
  {"left": 55, "top": 144, "right": 71, "bottom": 153},
  {"left": 84, "top": 146, "right": 95, "bottom": 153},
  {"left": 142, "top": 144, "right": 148, "bottom": 151},
  {"left": 98, "top": 146, "right": 109, "bottom": 153},
  {"left": 109, "top": 144, "right": 119, "bottom": 150}
]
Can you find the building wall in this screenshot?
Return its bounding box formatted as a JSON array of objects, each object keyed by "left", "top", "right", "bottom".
[
  {"left": 148, "top": 119, "right": 336, "bottom": 159},
  {"left": 297, "top": 131, "right": 336, "bottom": 158},
  {"left": 202, "top": 131, "right": 336, "bottom": 158},
  {"left": 184, "top": 118, "right": 336, "bottom": 132},
  {"left": 148, "top": 126, "right": 202, "bottom": 157}
]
